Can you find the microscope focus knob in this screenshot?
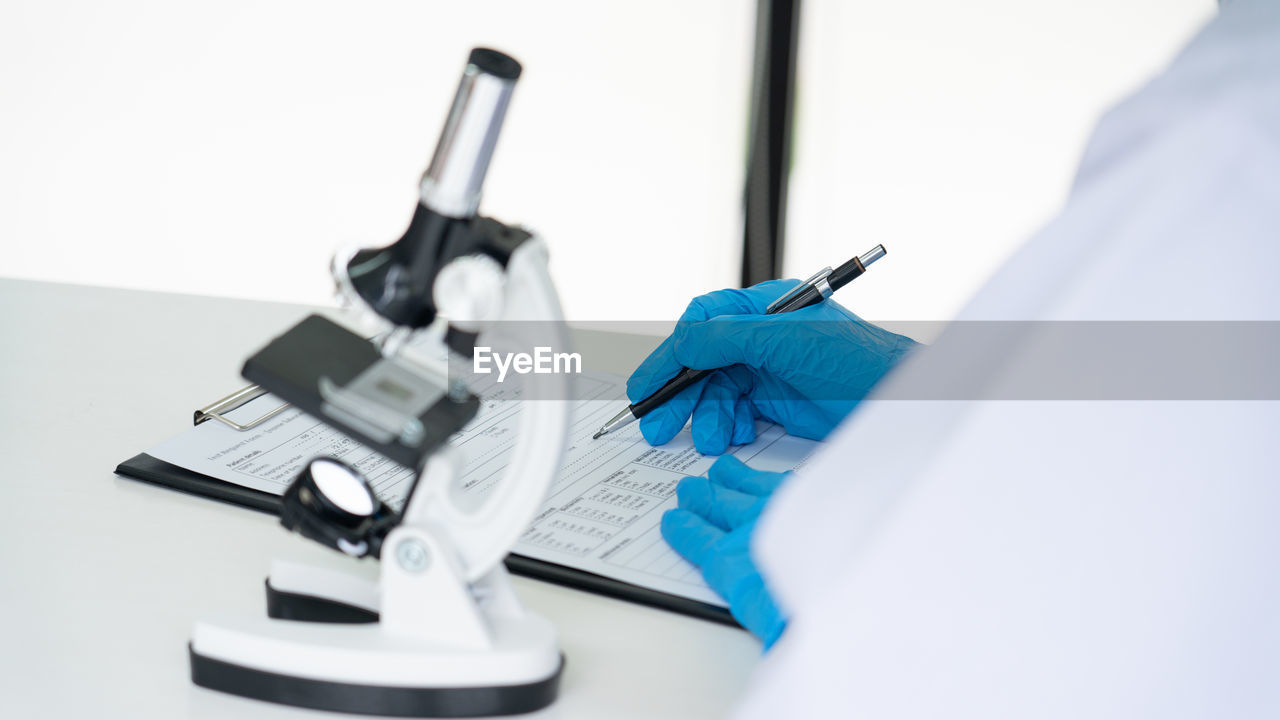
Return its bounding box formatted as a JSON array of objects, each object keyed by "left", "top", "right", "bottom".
[{"left": 433, "top": 253, "right": 507, "bottom": 331}]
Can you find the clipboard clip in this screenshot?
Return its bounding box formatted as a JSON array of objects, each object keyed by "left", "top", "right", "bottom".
[{"left": 194, "top": 384, "right": 290, "bottom": 431}]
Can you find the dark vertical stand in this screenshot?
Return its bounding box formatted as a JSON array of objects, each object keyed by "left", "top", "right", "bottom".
[{"left": 742, "top": 0, "right": 802, "bottom": 287}]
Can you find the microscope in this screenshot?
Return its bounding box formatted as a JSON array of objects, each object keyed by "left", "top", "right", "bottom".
[{"left": 188, "top": 48, "right": 571, "bottom": 717}]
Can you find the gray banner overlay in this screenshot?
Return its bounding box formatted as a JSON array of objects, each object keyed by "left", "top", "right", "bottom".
[{"left": 446, "top": 321, "right": 1280, "bottom": 401}]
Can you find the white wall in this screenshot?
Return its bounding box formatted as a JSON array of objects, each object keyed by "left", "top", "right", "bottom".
[
  {"left": 0, "top": 0, "right": 752, "bottom": 322},
  {"left": 2, "top": 1, "right": 1216, "bottom": 324},
  {"left": 787, "top": 0, "right": 1216, "bottom": 324}
]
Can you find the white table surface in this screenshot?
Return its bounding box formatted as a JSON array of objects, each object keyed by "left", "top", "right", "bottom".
[{"left": 0, "top": 278, "right": 760, "bottom": 719}]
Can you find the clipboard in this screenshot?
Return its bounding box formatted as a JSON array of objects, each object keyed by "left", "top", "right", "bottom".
[{"left": 115, "top": 385, "right": 738, "bottom": 629}]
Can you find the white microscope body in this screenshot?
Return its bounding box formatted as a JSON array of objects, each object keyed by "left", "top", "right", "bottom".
[{"left": 189, "top": 48, "right": 571, "bottom": 717}]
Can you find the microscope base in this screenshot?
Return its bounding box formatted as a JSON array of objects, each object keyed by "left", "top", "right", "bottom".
[{"left": 190, "top": 615, "right": 563, "bottom": 717}]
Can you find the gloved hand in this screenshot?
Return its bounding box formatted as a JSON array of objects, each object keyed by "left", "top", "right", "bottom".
[
  {"left": 628, "top": 279, "right": 919, "bottom": 454},
  {"left": 662, "top": 455, "right": 788, "bottom": 649}
]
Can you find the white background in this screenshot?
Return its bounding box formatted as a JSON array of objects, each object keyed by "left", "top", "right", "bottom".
[
  {"left": 2, "top": 0, "right": 1213, "bottom": 324},
  {"left": 786, "top": 0, "right": 1215, "bottom": 323}
]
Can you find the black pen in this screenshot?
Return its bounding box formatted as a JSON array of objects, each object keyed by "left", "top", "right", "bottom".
[{"left": 592, "top": 245, "right": 888, "bottom": 440}]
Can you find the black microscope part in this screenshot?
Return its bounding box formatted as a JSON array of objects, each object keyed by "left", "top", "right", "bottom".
[{"left": 242, "top": 314, "right": 480, "bottom": 470}]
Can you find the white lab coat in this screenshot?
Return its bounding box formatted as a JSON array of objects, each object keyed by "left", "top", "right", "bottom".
[{"left": 742, "top": 1, "right": 1280, "bottom": 717}]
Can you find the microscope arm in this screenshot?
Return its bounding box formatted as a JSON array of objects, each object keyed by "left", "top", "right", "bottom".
[{"left": 404, "top": 237, "right": 571, "bottom": 583}]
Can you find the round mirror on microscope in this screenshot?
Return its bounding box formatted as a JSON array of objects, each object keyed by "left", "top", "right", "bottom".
[
  {"left": 281, "top": 457, "right": 399, "bottom": 559},
  {"left": 305, "top": 458, "right": 376, "bottom": 519}
]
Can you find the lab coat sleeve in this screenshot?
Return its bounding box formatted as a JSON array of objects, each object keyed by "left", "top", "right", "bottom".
[{"left": 740, "top": 1, "right": 1280, "bottom": 718}]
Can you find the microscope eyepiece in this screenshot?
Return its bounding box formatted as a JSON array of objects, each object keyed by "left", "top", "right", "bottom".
[
  {"left": 467, "top": 47, "right": 522, "bottom": 80},
  {"left": 338, "top": 47, "right": 528, "bottom": 329},
  {"left": 420, "top": 48, "right": 522, "bottom": 218}
]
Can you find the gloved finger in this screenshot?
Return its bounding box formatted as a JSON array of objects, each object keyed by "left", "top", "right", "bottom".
[
  {"left": 744, "top": 578, "right": 788, "bottom": 651},
  {"left": 689, "top": 367, "right": 752, "bottom": 454},
  {"left": 628, "top": 280, "right": 805, "bottom": 401},
  {"left": 676, "top": 476, "right": 765, "bottom": 531},
  {"left": 701, "top": 552, "right": 787, "bottom": 650},
  {"left": 627, "top": 334, "right": 683, "bottom": 402},
  {"left": 707, "top": 455, "right": 789, "bottom": 497},
  {"left": 690, "top": 372, "right": 738, "bottom": 455},
  {"left": 672, "top": 302, "right": 844, "bottom": 375},
  {"left": 731, "top": 395, "right": 757, "bottom": 445},
  {"left": 746, "top": 278, "right": 803, "bottom": 312},
  {"left": 670, "top": 314, "right": 780, "bottom": 373},
  {"left": 627, "top": 282, "right": 795, "bottom": 401},
  {"left": 661, "top": 508, "right": 725, "bottom": 568},
  {"left": 679, "top": 279, "right": 801, "bottom": 322},
  {"left": 748, "top": 376, "right": 836, "bottom": 441},
  {"left": 636, "top": 373, "right": 710, "bottom": 446}
]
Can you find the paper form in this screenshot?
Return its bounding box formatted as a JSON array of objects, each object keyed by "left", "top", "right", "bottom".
[{"left": 148, "top": 372, "right": 818, "bottom": 607}]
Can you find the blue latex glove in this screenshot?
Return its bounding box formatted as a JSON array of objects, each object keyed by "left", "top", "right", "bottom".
[
  {"left": 628, "top": 279, "right": 919, "bottom": 454},
  {"left": 662, "top": 455, "right": 789, "bottom": 649}
]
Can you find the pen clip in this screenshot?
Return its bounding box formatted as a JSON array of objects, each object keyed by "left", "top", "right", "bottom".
[{"left": 766, "top": 267, "right": 832, "bottom": 313}]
